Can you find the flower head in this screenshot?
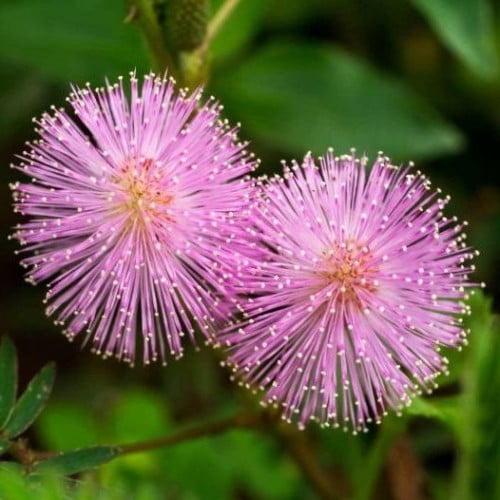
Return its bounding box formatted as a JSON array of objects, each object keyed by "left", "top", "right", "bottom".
[
  {"left": 221, "top": 150, "right": 478, "bottom": 432},
  {"left": 11, "top": 72, "right": 256, "bottom": 365}
]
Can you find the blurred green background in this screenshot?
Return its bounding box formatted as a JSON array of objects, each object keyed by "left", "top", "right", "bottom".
[{"left": 0, "top": 0, "right": 499, "bottom": 498}]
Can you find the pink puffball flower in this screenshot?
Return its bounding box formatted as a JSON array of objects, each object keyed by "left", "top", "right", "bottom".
[
  {"left": 221, "top": 150, "right": 479, "bottom": 432},
  {"left": 11, "top": 72, "right": 257, "bottom": 365}
]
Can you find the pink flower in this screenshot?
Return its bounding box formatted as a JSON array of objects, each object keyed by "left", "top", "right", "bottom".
[
  {"left": 12, "top": 72, "right": 257, "bottom": 365},
  {"left": 221, "top": 150, "right": 478, "bottom": 432}
]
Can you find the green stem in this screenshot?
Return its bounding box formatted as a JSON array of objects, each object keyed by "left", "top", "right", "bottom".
[
  {"left": 197, "top": 0, "right": 241, "bottom": 57},
  {"left": 117, "top": 412, "right": 261, "bottom": 455},
  {"left": 128, "top": 0, "right": 178, "bottom": 77},
  {"left": 119, "top": 410, "right": 344, "bottom": 499},
  {"left": 353, "top": 418, "right": 405, "bottom": 500},
  {"left": 9, "top": 406, "right": 342, "bottom": 499}
]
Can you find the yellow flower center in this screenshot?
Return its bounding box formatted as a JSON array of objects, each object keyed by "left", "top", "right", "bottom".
[
  {"left": 113, "top": 157, "right": 174, "bottom": 225},
  {"left": 321, "top": 239, "right": 379, "bottom": 304}
]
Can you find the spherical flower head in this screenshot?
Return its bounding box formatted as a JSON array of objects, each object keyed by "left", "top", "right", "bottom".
[
  {"left": 11, "top": 72, "right": 257, "bottom": 365},
  {"left": 221, "top": 150, "right": 479, "bottom": 432}
]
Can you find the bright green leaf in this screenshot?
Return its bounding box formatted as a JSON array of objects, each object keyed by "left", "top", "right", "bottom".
[
  {"left": 109, "top": 389, "right": 171, "bottom": 443},
  {"left": 164, "top": 436, "right": 235, "bottom": 498},
  {"left": 224, "top": 430, "right": 299, "bottom": 498},
  {"left": 4, "top": 363, "right": 55, "bottom": 439},
  {"left": 0, "top": 0, "right": 148, "bottom": 84},
  {"left": 0, "top": 465, "right": 33, "bottom": 500},
  {"left": 32, "top": 471, "right": 67, "bottom": 500},
  {"left": 33, "top": 446, "right": 119, "bottom": 476},
  {"left": 36, "top": 403, "right": 100, "bottom": 451},
  {"left": 213, "top": 42, "right": 463, "bottom": 161},
  {"left": 410, "top": 0, "right": 499, "bottom": 78},
  {"left": 98, "top": 389, "right": 172, "bottom": 481},
  {"left": 0, "top": 463, "right": 24, "bottom": 474},
  {"left": 0, "top": 337, "right": 17, "bottom": 429},
  {"left": 159, "top": 424, "right": 302, "bottom": 499}
]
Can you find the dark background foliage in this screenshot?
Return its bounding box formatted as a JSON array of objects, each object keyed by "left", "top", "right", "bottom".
[{"left": 0, "top": 0, "right": 499, "bottom": 498}]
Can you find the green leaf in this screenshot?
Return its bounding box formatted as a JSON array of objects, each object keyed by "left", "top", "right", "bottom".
[
  {"left": 0, "top": 439, "right": 10, "bottom": 455},
  {"left": 4, "top": 363, "right": 55, "bottom": 439},
  {"left": 410, "top": 0, "right": 499, "bottom": 78},
  {"left": 213, "top": 42, "right": 463, "bottom": 161},
  {"left": 0, "top": 337, "right": 17, "bottom": 430},
  {"left": 0, "top": 0, "right": 148, "bottom": 84},
  {"left": 33, "top": 446, "right": 119, "bottom": 476}
]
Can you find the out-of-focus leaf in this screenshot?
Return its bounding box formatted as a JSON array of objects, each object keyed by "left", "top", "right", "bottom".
[
  {"left": 353, "top": 416, "right": 406, "bottom": 500},
  {"left": 454, "top": 291, "right": 499, "bottom": 500},
  {"left": 0, "top": 465, "right": 145, "bottom": 500},
  {"left": 264, "top": 0, "right": 331, "bottom": 29},
  {"left": 429, "top": 472, "right": 454, "bottom": 500},
  {"left": 0, "top": 465, "right": 32, "bottom": 500},
  {"left": 36, "top": 403, "right": 100, "bottom": 451},
  {"left": 0, "top": 440, "right": 10, "bottom": 455},
  {"left": 0, "top": 337, "right": 17, "bottom": 429},
  {"left": 0, "top": 0, "right": 148, "bottom": 84},
  {"left": 33, "top": 446, "right": 119, "bottom": 476},
  {"left": 0, "top": 66, "right": 49, "bottom": 140},
  {"left": 160, "top": 424, "right": 303, "bottom": 499},
  {"left": 99, "top": 389, "right": 172, "bottom": 481},
  {"left": 4, "top": 363, "right": 55, "bottom": 439},
  {"left": 109, "top": 389, "right": 171, "bottom": 443},
  {"left": 406, "top": 396, "right": 463, "bottom": 433},
  {"left": 30, "top": 471, "right": 66, "bottom": 500},
  {"left": 224, "top": 429, "right": 299, "bottom": 498},
  {"left": 210, "top": 0, "right": 265, "bottom": 61},
  {"left": 320, "top": 427, "right": 364, "bottom": 487},
  {"left": 213, "top": 42, "right": 463, "bottom": 161},
  {"left": 406, "top": 397, "right": 447, "bottom": 421},
  {"left": 437, "top": 343, "right": 466, "bottom": 386},
  {"left": 0, "top": 462, "right": 24, "bottom": 474},
  {"left": 164, "top": 435, "right": 235, "bottom": 498},
  {"left": 411, "top": 0, "right": 498, "bottom": 78}
]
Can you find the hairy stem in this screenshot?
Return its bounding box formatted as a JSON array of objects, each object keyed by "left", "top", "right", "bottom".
[
  {"left": 8, "top": 438, "right": 57, "bottom": 466},
  {"left": 8, "top": 408, "right": 346, "bottom": 499},
  {"left": 128, "top": 0, "right": 178, "bottom": 76},
  {"left": 197, "top": 0, "right": 241, "bottom": 57},
  {"left": 118, "top": 412, "right": 262, "bottom": 455}
]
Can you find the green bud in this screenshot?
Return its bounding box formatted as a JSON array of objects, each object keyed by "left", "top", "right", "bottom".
[{"left": 165, "top": 0, "right": 208, "bottom": 52}]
